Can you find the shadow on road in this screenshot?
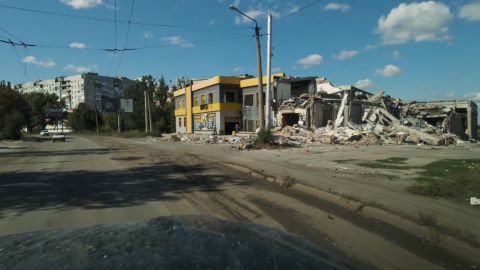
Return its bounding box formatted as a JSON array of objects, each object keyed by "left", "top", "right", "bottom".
[
  {"left": 0, "top": 148, "right": 121, "bottom": 158},
  {"left": 0, "top": 162, "right": 251, "bottom": 216}
]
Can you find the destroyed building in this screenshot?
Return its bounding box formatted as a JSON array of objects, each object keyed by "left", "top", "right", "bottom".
[
  {"left": 174, "top": 73, "right": 478, "bottom": 145},
  {"left": 274, "top": 78, "right": 478, "bottom": 145}
]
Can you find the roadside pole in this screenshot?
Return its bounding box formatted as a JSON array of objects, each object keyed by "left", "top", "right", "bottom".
[
  {"left": 266, "top": 13, "right": 272, "bottom": 128},
  {"left": 117, "top": 111, "right": 121, "bottom": 134},
  {"left": 144, "top": 90, "right": 148, "bottom": 133},
  {"left": 255, "top": 24, "right": 265, "bottom": 130},
  {"left": 95, "top": 107, "right": 99, "bottom": 134},
  {"left": 147, "top": 94, "right": 153, "bottom": 132}
]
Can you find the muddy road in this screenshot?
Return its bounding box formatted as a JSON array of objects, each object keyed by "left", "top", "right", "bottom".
[{"left": 0, "top": 135, "right": 478, "bottom": 269}]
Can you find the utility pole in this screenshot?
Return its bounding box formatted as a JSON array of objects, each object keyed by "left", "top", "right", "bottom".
[
  {"left": 144, "top": 90, "right": 148, "bottom": 133},
  {"left": 95, "top": 107, "right": 99, "bottom": 134},
  {"left": 117, "top": 112, "right": 121, "bottom": 134},
  {"left": 266, "top": 13, "right": 272, "bottom": 128},
  {"left": 229, "top": 5, "right": 264, "bottom": 130},
  {"left": 147, "top": 93, "right": 153, "bottom": 132},
  {"left": 255, "top": 24, "right": 265, "bottom": 130}
]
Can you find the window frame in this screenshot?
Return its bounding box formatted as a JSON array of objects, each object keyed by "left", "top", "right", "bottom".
[{"left": 225, "top": 91, "right": 236, "bottom": 103}]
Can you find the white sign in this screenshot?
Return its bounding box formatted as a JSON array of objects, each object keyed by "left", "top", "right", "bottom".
[{"left": 120, "top": 98, "right": 133, "bottom": 112}]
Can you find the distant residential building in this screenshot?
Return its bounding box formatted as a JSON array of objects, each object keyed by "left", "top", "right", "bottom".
[{"left": 15, "top": 73, "right": 134, "bottom": 113}]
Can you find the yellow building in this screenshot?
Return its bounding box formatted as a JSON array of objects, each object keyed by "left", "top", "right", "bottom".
[
  {"left": 174, "top": 76, "right": 244, "bottom": 135},
  {"left": 240, "top": 73, "right": 286, "bottom": 131},
  {"left": 174, "top": 73, "right": 285, "bottom": 134}
]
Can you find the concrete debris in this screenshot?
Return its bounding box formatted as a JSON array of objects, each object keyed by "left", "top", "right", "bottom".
[
  {"left": 272, "top": 78, "right": 478, "bottom": 146},
  {"left": 171, "top": 134, "right": 255, "bottom": 147}
]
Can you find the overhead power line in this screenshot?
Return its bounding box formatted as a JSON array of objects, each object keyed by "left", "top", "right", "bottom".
[
  {"left": 115, "top": 0, "right": 136, "bottom": 76},
  {"left": 0, "top": 3, "right": 247, "bottom": 36},
  {"left": 107, "top": 0, "right": 118, "bottom": 76}
]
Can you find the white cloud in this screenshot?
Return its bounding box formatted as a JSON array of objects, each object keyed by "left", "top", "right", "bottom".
[
  {"left": 377, "top": 1, "right": 453, "bottom": 45},
  {"left": 208, "top": 19, "right": 216, "bottom": 26},
  {"left": 392, "top": 50, "right": 401, "bottom": 60},
  {"left": 162, "top": 36, "right": 194, "bottom": 48},
  {"left": 375, "top": 64, "right": 401, "bottom": 77},
  {"left": 63, "top": 64, "right": 98, "bottom": 73},
  {"left": 446, "top": 92, "right": 456, "bottom": 98},
  {"left": 355, "top": 79, "right": 374, "bottom": 89},
  {"left": 465, "top": 92, "right": 480, "bottom": 102},
  {"left": 297, "top": 54, "right": 323, "bottom": 69},
  {"left": 233, "top": 66, "right": 244, "bottom": 72},
  {"left": 69, "top": 42, "right": 87, "bottom": 49},
  {"left": 324, "top": 2, "right": 350, "bottom": 12},
  {"left": 287, "top": 4, "right": 300, "bottom": 15},
  {"left": 143, "top": 31, "right": 154, "bottom": 39},
  {"left": 60, "top": 0, "right": 103, "bottom": 9},
  {"left": 22, "top": 56, "right": 56, "bottom": 68},
  {"left": 459, "top": 1, "right": 480, "bottom": 21},
  {"left": 333, "top": 50, "right": 358, "bottom": 61},
  {"left": 365, "top": 44, "right": 377, "bottom": 51}
]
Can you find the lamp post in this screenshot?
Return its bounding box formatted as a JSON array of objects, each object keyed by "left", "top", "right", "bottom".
[{"left": 229, "top": 5, "right": 264, "bottom": 130}]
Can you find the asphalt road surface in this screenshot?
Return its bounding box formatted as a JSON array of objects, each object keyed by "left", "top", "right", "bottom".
[{"left": 0, "top": 135, "right": 477, "bottom": 270}]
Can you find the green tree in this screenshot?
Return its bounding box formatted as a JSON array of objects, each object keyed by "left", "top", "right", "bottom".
[
  {"left": 151, "top": 76, "right": 175, "bottom": 133},
  {"left": 102, "top": 113, "right": 117, "bottom": 131},
  {"left": 123, "top": 76, "right": 156, "bottom": 131},
  {"left": 23, "top": 92, "right": 62, "bottom": 130},
  {"left": 68, "top": 103, "right": 98, "bottom": 132},
  {"left": 121, "top": 75, "right": 175, "bottom": 133},
  {"left": 0, "top": 82, "right": 32, "bottom": 139}
]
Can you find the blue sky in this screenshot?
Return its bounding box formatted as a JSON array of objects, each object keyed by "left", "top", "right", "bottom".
[{"left": 0, "top": 0, "right": 479, "bottom": 102}]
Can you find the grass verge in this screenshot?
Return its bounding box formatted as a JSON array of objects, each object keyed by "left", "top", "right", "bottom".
[{"left": 407, "top": 159, "right": 480, "bottom": 201}]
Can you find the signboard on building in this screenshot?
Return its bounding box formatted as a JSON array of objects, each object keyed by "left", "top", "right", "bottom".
[
  {"left": 120, "top": 98, "right": 133, "bottom": 112},
  {"left": 194, "top": 113, "right": 216, "bottom": 131}
]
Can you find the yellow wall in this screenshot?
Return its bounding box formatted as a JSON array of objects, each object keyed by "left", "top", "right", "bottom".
[
  {"left": 173, "top": 76, "right": 243, "bottom": 97},
  {"left": 240, "top": 73, "right": 285, "bottom": 88},
  {"left": 192, "top": 103, "right": 241, "bottom": 114},
  {"left": 175, "top": 108, "right": 186, "bottom": 116},
  {"left": 173, "top": 88, "right": 185, "bottom": 97}
]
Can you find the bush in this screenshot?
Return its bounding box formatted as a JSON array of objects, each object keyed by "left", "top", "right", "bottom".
[
  {"left": 1, "top": 110, "right": 26, "bottom": 139},
  {"left": 254, "top": 128, "right": 273, "bottom": 146},
  {"left": 102, "top": 113, "right": 118, "bottom": 132},
  {"left": 68, "top": 103, "right": 98, "bottom": 132}
]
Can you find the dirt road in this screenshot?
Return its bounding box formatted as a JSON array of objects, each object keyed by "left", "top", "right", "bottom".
[{"left": 0, "top": 135, "right": 478, "bottom": 269}]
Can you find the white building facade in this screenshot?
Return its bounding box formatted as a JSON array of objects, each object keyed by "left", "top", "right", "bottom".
[{"left": 16, "top": 73, "right": 134, "bottom": 113}]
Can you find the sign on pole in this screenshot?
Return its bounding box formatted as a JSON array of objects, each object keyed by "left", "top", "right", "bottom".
[{"left": 120, "top": 98, "right": 133, "bottom": 112}]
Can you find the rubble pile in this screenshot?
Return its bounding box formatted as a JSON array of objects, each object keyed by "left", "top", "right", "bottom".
[
  {"left": 170, "top": 134, "right": 255, "bottom": 147},
  {"left": 275, "top": 83, "right": 477, "bottom": 146}
]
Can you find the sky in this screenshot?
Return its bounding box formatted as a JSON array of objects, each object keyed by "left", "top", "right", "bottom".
[{"left": 0, "top": 0, "right": 479, "bottom": 102}]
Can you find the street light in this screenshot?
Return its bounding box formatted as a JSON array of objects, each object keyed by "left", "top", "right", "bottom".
[{"left": 229, "top": 5, "right": 265, "bottom": 130}]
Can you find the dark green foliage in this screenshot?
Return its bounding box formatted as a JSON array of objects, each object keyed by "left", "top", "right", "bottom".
[
  {"left": 68, "top": 103, "right": 98, "bottom": 132},
  {"left": 23, "top": 92, "right": 63, "bottom": 130},
  {"left": 122, "top": 75, "right": 174, "bottom": 133},
  {"left": 102, "top": 113, "right": 118, "bottom": 132},
  {"left": 2, "top": 110, "right": 25, "bottom": 139},
  {"left": 0, "top": 81, "right": 31, "bottom": 139}
]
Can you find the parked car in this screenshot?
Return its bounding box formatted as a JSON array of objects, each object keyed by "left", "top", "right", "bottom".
[
  {"left": 40, "top": 129, "right": 49, "bottom": 136},
  {"left": 52, "top": 133, "right": 66, "bottom": 142}
]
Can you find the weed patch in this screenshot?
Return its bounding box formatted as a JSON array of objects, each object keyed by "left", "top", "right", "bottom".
[{"left": 407, "top": 159, "right": 480, "bottom": 201}]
